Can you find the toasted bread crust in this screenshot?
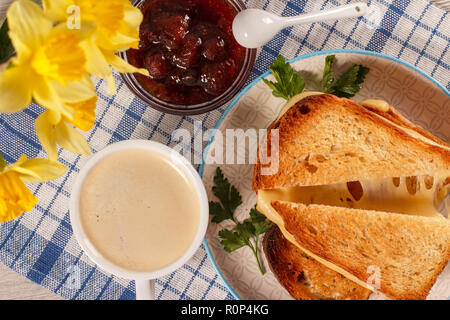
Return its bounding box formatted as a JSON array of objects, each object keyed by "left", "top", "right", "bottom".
[
  {"left": 271, "top": 201, "right": 450, "bottom": 300},
  {"left": 264, "top": 226, "right": 372, "bottom": 300},
  {"left": 253, "top": 94, "right": 450, "bottom": 191},
  {"left": 362, "top": 104, "right": 450, "bottom": 148}
]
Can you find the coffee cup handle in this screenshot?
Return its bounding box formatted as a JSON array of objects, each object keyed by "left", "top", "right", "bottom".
[{"left": 135, "top": 279, "right": 155, "bottom": 300}]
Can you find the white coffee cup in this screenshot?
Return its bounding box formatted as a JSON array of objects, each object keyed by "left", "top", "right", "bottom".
[{"left": 69, "top": 140, "right": 209, "bottom": 300}]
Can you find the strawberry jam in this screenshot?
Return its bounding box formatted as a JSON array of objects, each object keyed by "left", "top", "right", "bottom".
[{"left": 127, "top": 0, "right": 245, "bottom": 105}]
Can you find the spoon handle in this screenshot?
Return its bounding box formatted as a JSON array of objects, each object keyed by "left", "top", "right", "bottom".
[{"left": 280, "top": 2, "right": 368, "bottom": 28}]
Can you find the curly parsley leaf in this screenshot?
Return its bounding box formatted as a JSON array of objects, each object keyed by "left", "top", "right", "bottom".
[
  {"left": 208, "top": 201, "right": 230, "bottom": 224},
  {"left": 209, "top": 168, "right": 272, "bottom": 274},
  {"left": 321, "top": 55, "right": 370, "bottom": 98},
  {"left": 218, "top": 228, "right": 247, "bottom": 252},
  {"left": 321, "top": 55, "right": 336, "bottom": 93},
  {"left": 262, "top": 55, "right": 305, "bottom": 100},
  {"left": 250, "top": 207, "right": 272, "bottom": 236},
  {"left": 219, "top": 220, "right": 254, "bottom": 251},
  {"left": 332, "top": 64, "right": 370, "bottom": 98},
  {"left": 209, "top": 167, "right": 242, "bottom": 223}
]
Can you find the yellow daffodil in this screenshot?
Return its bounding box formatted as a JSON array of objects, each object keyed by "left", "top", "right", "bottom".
[
  {"left": 35, "top": 94, "right": 97, "bottom": 161},
  {"left": 0, "top": 0, "right": 97, "bottom": 121},
  {"left": 43, "top": 0, "right": 149, "bottom": 94},
  {"left": 0, "top": 153, "right": 67, "bottom": 222}
]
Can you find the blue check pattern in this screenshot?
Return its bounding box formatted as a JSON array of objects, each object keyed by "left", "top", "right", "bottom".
[{"left": 0, "top": 0, "right": 449, "bottom": 300}]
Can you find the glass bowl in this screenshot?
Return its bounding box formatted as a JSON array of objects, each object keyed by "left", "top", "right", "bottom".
[{"left": 118, "top": 0, "right": 257, "bottom": 115}]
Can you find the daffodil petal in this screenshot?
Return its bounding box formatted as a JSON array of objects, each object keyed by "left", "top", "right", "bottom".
[
  {"left": 80, "top": 37, "right": 112, "bottom": 79},
  {"left": 0, "top": 64, "right": 34, "bottom": 113},
  {"left": 72, "top": 21, "right": 97, "bottom": 41},
  {"left": 94, "top": 0, "right": 141, "bottom": 51},
  {"left": 97, "top": 31, "right": 139, "bottom": 51},
  {"left": 0, "top": 200, "right": 9, "bottom": 222},
  {"left": 33, "top": 77, "right": 75, "bottom": 119},
  {"left": 35, "top": 111, "right": 59, "bottom": 161},
  {"left": 7, "top": 0, "right": 53, "bottom": 52},
  {"left": 65, "top": 97, "right": 97, "bottom": 131},
  {"left": 8, "top": 34, "right": 32, "bottom": 64},
  {"left": 103, "top": 50, "right": 149, "bottom": 76},
  {"left": 55, "top": 122, "right": 91, "bottom": 157},
  {"left": 79, "top": 37, "right": 117, "bottom": 94},
  {"left": 0, "top": 171, "right": 38, "bottom": 222},
  {"left": 48, "top": 109, "right": 63, "bottom": 125},
  {"left": 107, "top": 73, "right": 117, "bottom": 95},
  {"left": 51, "top": 76, "right": 96, "bottom": 103},
  {"left": 12, "top": 158, "right": 67, "bottom": 183},
  {"left": 112, "top": 4, "right": 142, "bottom": 50},
  {"left": 16, "top": 154, "right": 28, "bottom": 164},
  {"left": 33, "top": 77, "right": 63, "bottom": 111},
  {"left": 42, "top": 0, "right": 72, "bottom": 21},
  {"left": 122, "top": 2, "right": 143, "bottom": 33},
  {"left": 6, "top": 154, "right": 28, "bottom": 172},
  {"left": 82, "top": 0, "right": 124, "bottom": 36}
]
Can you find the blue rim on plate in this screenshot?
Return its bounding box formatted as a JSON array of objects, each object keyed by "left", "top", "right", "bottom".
[{"left": 198, "top": 48, "right": 450, "bottom": 300}]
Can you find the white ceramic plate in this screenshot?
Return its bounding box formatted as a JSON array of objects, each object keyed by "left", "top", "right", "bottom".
[{"left": 200, "top": 49, "right": 450, "bottom": 300}]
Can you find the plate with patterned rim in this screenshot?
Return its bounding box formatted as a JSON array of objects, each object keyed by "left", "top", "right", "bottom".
[{"left": 199, "top": 49, "right": 450, "bottom": 300}]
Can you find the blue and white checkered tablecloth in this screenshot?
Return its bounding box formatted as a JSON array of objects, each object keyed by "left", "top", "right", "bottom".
[{"left": 0, "top": 0, "right": 449, "bottom": 300}]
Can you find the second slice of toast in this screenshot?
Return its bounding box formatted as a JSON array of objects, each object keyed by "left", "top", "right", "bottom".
[
  {"left": 264, "top": 225, "right": 371, "bottom": 300},
  {"left": 271, "top": 201, "right": 450, "bottom": 300}
]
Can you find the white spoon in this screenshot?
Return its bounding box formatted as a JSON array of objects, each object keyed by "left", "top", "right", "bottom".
[{"left": 233, "top": 2, "right": 368, "bottom": 48}]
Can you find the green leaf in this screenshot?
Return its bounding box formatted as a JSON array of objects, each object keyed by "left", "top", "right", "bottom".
[
  {"left": 321, "top": 55, "right": 370, "bottom": 98},
  {"left": 219, "top": 220, "right": 255, "bottom": 253},
  {"left": 209, "top": 201, "right": 230, "bottom": 224},
  {"left": 208, "top": 168, "right": 271, "bottom": 275},
  {"left": 263, "top": 55, "right": 305, "bottom": 100},
  {"left": 334, "top": 65, "right": 360, "bottom": 88},
  {"left": 249, "top": 207, "right": 272, "bottom": 236},
  {"left": 333, "top": 64, "right": 370, "bottom": 98},
  {"left": 209, "top": 167, "right": 242, "bottom": 224},
  {"left": 236, "top": 220, "right": 255, "bottom": 243},
  {"left": 355, "top": 65, "right": 370, "bottom": 84},
  {"left": 321, "top": 55, "right": 336, "bottom": 93},
  {"left": 218, "top": 229, "right": 247, "bottom": 252},
  {"left": 0, "top": 19, "right": 15, "bottom": 64}
]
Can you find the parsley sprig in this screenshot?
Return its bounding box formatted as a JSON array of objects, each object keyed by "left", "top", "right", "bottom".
[
  {"left": 262, "top": 55, "right": 305, "bottom": 100},
  {"left": 263, "top": 54, "right": 370, "bottom": 100},
  {"left": 209, "top": 167, "right": 272, "bottom": 275},
  {"left": 321, "top": 54, "right": 370, "bottom": 98}
]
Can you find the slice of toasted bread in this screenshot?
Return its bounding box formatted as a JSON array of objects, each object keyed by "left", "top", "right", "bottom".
[
  {"left": 264, "top": 225, "right": 372, "bottom": 300},
  {"left": 270, "top": 201, "right": 450, "bottom": 300},
  {"left": 361, "top": 101, "right": 449, "bottom": 147},
  {"left": 253, "top": 94, "right": 450, "bottom": 191}
]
